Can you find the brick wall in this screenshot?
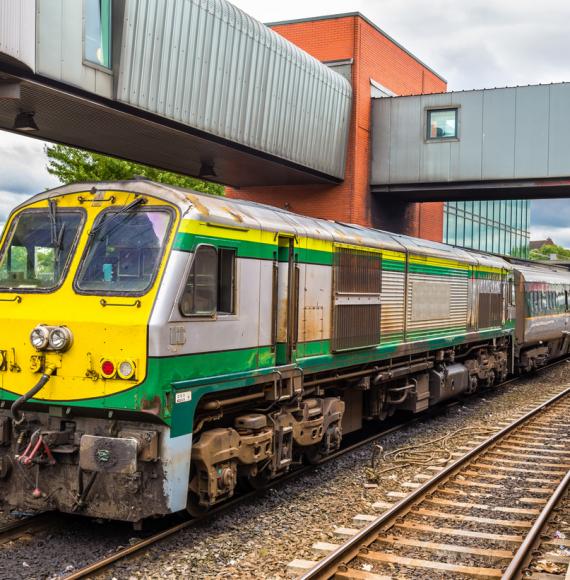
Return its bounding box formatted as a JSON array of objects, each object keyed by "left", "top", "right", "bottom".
[{"left": 227, "top": 14, "right": 447, "bottom": 242}]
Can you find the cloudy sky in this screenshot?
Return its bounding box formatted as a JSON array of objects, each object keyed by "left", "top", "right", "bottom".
[{"left": 1, "top": 0, "right": 569, "bottom": 242}]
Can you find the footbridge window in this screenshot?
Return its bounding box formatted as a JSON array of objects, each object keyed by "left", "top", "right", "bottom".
[
  {"left": 427, "top": 108, "right": 458, "bottom": 140},
  {"left": 84, "top": 0, "right": 112, "bottom": 69}
]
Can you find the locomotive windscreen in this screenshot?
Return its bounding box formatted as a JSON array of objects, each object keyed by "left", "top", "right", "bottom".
[{"left": 76, "top": 207, "right": 172, "bottom": 294}]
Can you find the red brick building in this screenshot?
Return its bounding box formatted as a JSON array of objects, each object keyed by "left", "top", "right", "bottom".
[{"left": 227, "top": 13, "right": 447, "bottom": 241}]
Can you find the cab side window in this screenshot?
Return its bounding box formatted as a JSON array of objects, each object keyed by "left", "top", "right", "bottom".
[
  {"left": 180, "top": 245, "right": 236, "bottom": 316},
  {"left": 217, "top": 248, "right": 236, "bottom": 314}
]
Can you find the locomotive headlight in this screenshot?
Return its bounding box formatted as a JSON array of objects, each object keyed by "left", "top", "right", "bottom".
[
  {"left": 30, "top": 326, "right": 50, "bottom": 351},
  {"left": 48, "top": 327, "right": 72, "bottom": 352},
  {"left": 118, "top": 360, "right": 136, "bottom": 380}
]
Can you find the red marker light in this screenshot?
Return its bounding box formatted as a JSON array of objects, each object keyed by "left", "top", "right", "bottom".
[{"left": 101, "top": 360, "right": 115, "bottom": 378}]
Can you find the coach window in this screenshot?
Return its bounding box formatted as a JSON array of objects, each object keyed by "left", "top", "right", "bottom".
[
  {"left": 557, "top": 291, "right": 566, "bottom": 312},
  {"left": 532, "top": 291, "right": 540, "bottom": 315},
  {"left": 84, "top": 0, "right": 112, "bottom": 69},
  {"left": 427, "top": 108, "right": 458, "bottom": 140},
  {"left": 180, "top": 246, "right": 236, "bottom": 316}
]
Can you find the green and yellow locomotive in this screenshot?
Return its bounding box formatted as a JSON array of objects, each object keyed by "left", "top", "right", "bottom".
[{"left": 0, "top": 180, "right": 567, "bottom": 521}]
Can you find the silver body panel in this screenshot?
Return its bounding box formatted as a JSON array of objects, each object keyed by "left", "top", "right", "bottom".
[
  {"left": 160, "top": 431, "right": 193, "bottom": 512},
  {"left": 380, "top": 270, "right": 405, "bottom": 339},
  {"left": 151, "top": 254, "right": 271, "bottom": 357},
  {"left": 407, "top": 274, "right": 468, "bottom": 334},
  {"left": 524, "top": 315, "right": 568, "bottom": 344}
]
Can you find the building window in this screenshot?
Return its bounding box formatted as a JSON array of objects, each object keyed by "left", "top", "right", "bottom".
[
  {"left": 180, "top": 245, "right": 236, "bottom": 316},
  {"left": 443, "top": 199, "right": 530, "bottom": 258},
  {"left": 427, "top": 108, "right": 458, "bottom": 140},
  {"left": 85, "top": 0, "right": 112, "bottom": 69}
]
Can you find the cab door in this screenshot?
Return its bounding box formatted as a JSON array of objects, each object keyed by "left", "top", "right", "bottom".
[{"left": 273, "top": 235, "right": 299, "bottom": 365}]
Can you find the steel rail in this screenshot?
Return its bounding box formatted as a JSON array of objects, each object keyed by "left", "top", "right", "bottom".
[
  {"left": 0, "top": 512, "right": 55, "bottom": 544},
  {"left": 502, "top": 469, "right": 570, "bottom": 580},
  {"left": 300, "top": 383, "right": 570, "bottom": 580},
  {"left": 64, "top": 358, "right": 570, "bottom": 579}
]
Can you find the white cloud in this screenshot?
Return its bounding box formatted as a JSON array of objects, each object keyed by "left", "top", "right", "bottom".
[
  {"left": 234, "top": 0, "right": 570, "bottom": 91},
  {"left": 0, "top": 131, "right": 59, "bottom": 193},
  {"left": 0, "top": 131, "right": 59, "bottom": 225},
  {"left": 530, "top": 226, "right": 570, "bottom": 248}
]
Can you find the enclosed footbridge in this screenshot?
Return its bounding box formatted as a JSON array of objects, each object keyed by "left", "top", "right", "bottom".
[
  {"left": 371, "top": 82, "right": 570, "bottom": 201},
  {"left": 0, "top": 0, "right": 351, "bottom": 186}
]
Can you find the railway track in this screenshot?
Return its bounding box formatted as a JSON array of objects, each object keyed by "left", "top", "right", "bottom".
[
  {"left": 63, "top": 362, "right": 570, "bottom": 579},
  {"left": 1, "top": 361, "right": 567, "bottom": 579},
  {"left": 0, "top": 512, "right": 56, "bottom": 545},
  {"left": 298, "top": 384, "right": 570, "bottom": 580},
  {"left": 63, "top": 412, "right": 441, "bottom": 580}
]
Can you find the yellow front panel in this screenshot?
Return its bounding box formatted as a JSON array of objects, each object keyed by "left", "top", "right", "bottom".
[{"left": 0, "top": 190, "right": 178, "bottom": 402}]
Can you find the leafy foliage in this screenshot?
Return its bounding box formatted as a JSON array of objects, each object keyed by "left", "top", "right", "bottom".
[
  {"left": 530, "top": 243, "right": 570, "bottom": 261},
  {"left": 45, "top": 144, "right": 224, "bottom": 195}
]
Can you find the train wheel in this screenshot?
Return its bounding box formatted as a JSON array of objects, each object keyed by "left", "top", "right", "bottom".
[
  {"left": 305, "top": 445, "right": 325, "bottom": 465},
  {"left": 247, "top": 469, "right": 274, "bottom": 490},
  {"left": 186, "top": 492, "right": 210, "bottom": 518}
]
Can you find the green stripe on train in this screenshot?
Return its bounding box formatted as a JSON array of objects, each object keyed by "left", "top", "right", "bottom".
[
  {"left": 0, "top": 323, "right": 511, "bottom": 436},
  {"left": 174, "top": 232, "right": 482, "bottom": 278}
]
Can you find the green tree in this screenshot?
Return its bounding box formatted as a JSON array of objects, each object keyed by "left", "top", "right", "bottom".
[
  {"left": 530, "top": 243, "right": 570, "bottom": 261},
  {"left": 45, "top": 144, "right": 224, "bottom": 196}
]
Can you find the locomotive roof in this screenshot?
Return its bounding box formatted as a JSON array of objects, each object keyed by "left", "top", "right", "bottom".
[
  {"left": 24, "top": 180, "right": 512, "bottom": 269},
  {"left": 514, "top": 261, "right": 570, "bottom": 284}
]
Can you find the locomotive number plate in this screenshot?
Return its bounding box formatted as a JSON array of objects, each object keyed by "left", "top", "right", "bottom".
[{"left": 175, "top": 391, "right": 192, "bottom": 404}]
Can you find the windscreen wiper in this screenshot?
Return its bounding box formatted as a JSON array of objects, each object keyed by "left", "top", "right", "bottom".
[
  {"left": 88, "top": 197, "right": 146, "bottom": 238},
  {"left": 48, "top": 199, "right": 58, "bottom": 247},
  {"left": 48, "top": 199, "right": 65, "bottom": 274}
]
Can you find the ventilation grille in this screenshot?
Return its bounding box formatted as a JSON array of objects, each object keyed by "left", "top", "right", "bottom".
[
  {"left": 333, "top": 304, "right": 382, "bottom": 352},
  {"left": 332, "top": 246, "right": 382, "bottom": 352},
  {"left": 335, "top": 247, "right": 382, "bottom": 293},
  {"left": 478, "top": 292, "right": 503, "bottom": 328}
]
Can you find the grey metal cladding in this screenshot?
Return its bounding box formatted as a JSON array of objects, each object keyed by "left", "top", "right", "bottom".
[
  {"left": 117, "top": 0, "right": 352, "bottom": 179},
  {"left": 514, "top": 85, "right": 549, "bottom": 178},
  {"left": 548, "top": 83, "right": 570, "bottom": 176},
  {"left": 481, "top": 87, "right": 516, "bottom": 179},
  {"left": 372, "top": 82, "right": 570, "bottom": 185},
  {"left": 0, "top": 0, "right": 35, "bottom": 70},
  {"left": 450, "top": 90, "right": 483, "bottom": 181},
  {"left": 371, "top": 97, "right": 391, "bottom": 185},
  {"left": 389, "top": 97, "right": 421, "bottom": 183}
]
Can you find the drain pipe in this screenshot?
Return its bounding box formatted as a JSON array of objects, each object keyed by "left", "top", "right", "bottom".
[{"left": 11, "top": 365, "right": 56, "bottom": 424}]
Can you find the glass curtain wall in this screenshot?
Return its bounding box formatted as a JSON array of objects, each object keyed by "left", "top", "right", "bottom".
[{"left": 443, "top": 200, "right": 530, "bottom": 258}]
